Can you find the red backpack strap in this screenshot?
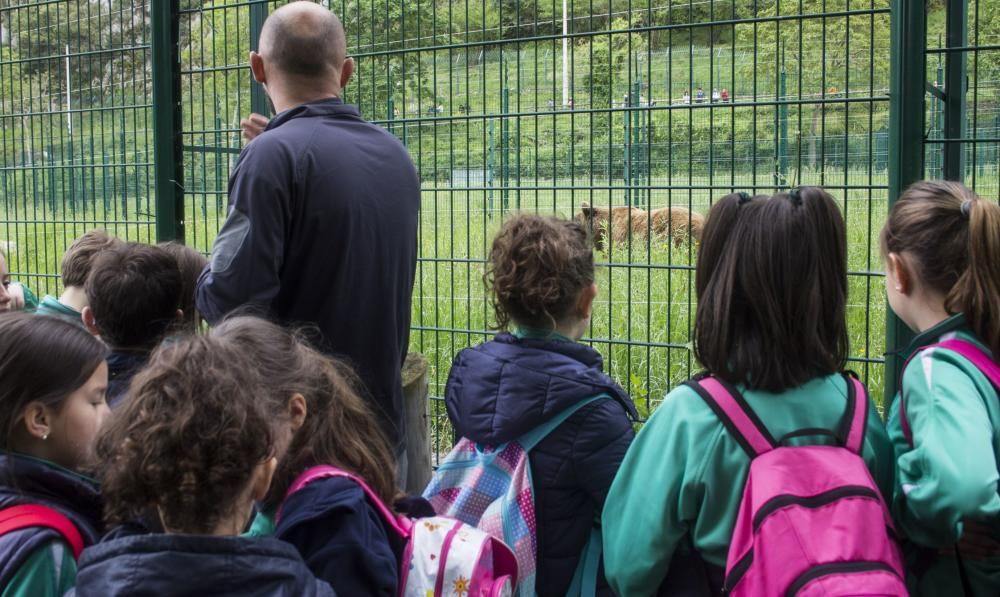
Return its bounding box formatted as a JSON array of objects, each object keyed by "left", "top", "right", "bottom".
[
  {"left": 686, "top": 376, "right": 777, "bottom": 458},
  {"left": 900, "top": 339, "right": 1000, "bottom": 447},
  {"left": 838, "top": 374, "right": 869, "bottom": 455},
  {"left": 278, "top": 465, "right": 412, "bottom": 539},
  {"left": 0, "top": 505, "right": 84, "bottom": 560}
]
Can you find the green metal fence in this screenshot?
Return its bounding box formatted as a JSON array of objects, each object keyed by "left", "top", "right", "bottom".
[
  {"left": 0, "top": 0, "right": 155, "bottom": 297},
  {"left": 2, "top": 0, "right": 998, "bottom": 462}
]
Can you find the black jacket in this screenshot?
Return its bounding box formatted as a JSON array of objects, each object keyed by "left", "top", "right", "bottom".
[
  {"left": 196, "top": 97, "right": 420, "bottom": 450},
  {"left": 0, "top": 452, "right": 103, "bottom": 589},
  {"left": 69, "top": 534, "right": 336, "bottom": 596},
  {"left": 276, "top": 475, "right": 399, "bottom": 597},
  {"left": 445, "top": 333, "right": 638, "bottom": 596}
]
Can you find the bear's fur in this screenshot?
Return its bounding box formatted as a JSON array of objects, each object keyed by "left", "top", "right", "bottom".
[{"left": 577, "top": 202, "right": 705, "bottom": 249}]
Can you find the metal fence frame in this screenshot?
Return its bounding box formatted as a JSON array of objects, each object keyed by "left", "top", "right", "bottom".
[{"left": 2, "top": 0, "right": 997, "bottom": 458}]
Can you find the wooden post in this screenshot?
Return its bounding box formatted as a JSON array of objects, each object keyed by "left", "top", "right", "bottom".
[{"left": 402, "top": 353, "right": 431, "bottom": 493}]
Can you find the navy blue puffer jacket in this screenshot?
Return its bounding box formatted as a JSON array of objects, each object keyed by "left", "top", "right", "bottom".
[
  {"left": 445, "top": 332, "right": 638, "bottom": 597},
  {"left": 0, "top": 452, "right": 103, "bottom": 589},
  {"left": 69, "top": 534, "right": 336, "bottom": 596}
]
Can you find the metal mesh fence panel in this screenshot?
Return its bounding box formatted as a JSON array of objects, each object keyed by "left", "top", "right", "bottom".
[{"left": 0, "top": 0, "right": 154, "bottom": 297}]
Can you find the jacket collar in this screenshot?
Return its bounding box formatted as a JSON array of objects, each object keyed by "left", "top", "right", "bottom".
[
  {"left": 266, "top": 97, "right": 361, "bottom": 130},
  {"left": 0, "top": 451, "right": 102, "bottom": 541}
]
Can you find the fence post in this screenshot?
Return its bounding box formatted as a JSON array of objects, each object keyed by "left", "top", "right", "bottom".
[
  {"left": 500, "top": 61, "right": 510, "bottom": 213},
  {"left": 777, "top": 69, "right": 789, "bottom": 188},
  {"left": 249, "top": 0, "right": 270, "bottom": 117},
  {"left": 151, "top": 0, "right": 183, "bottom": 242},
  {"left": 942, "top": 0, "right": 967, "bottom": 180},
  {"left": 402, "top": 353, "right": 431, "bottom": 494},
  {"left": 886, "top": 0, "right": 926, "bottom": 404}
]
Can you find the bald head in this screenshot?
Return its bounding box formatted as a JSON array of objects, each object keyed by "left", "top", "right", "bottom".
[{"left": 260, "top": 1, "right": 346, "bottom": 79}]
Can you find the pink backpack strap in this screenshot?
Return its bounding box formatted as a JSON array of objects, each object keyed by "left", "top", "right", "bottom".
[
  {"left": 0, "top": 504, "right": 84, "bottom": 560},
  {"left": 279, "top": 465, "right": 412, "bottom": 538},
  {"left": 839, "top": 374, "right": 869, "bottom": 455},
  {"left": 900, "top": 339, "right": 1000, "bottom": 447},
  {"left": 687, "top": 376, "right": 777, "bottom": 458}
]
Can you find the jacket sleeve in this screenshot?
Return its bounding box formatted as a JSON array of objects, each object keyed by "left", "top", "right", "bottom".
[
  {"left": 572, "top": 397, "right": 636, "bottom": 506},
  {"left": 602, "top": 386, "right": 714, "bottom": 597},
  {"left": 195, "top": 137, "right": 291, "bottom": 324},
  {"left": 888, "top": 347, "right": 1000, "bottom": 547},
  {"left": 863, "top": 397, "right": 896, "bottom": 504},
  {"left": 277, "top": 480, "right": 399, "bottom": 597},
  {"left": 1, "top": 540, "right": 77, "bottom": 597}
]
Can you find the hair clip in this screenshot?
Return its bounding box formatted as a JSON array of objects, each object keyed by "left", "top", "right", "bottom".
[
  {"left": 789, "top": 188, "right": 803, "bottom": 205},
  {"left": 960, "top": 198, "right": 973, "bottom": 220},
  {"left": 736, "top": 192, "right": 752, "bottom": 205}
]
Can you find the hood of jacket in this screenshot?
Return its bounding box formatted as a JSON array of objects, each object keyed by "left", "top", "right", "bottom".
[
  {"left": 72, "top": 534, "right": 336, "bottom": 597},
  {"left": 446, "top": 332, "right": 637, "bottom": 446}
]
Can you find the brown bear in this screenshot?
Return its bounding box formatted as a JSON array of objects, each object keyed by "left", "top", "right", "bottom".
[{"left": 577, "top": 202, "right": 705, "bottom": 249}]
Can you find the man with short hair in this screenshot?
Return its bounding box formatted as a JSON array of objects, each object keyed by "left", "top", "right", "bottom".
[
  {"left": 196, "top": 2, "right": 420, "bottom": 475},
  {"left": 84, "top": 242, "right": 183, "bottom": 407}
]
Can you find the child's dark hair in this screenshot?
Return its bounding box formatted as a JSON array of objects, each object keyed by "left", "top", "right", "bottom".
[
  {"left": 0, "top": 312, "right": 108, "bottom": 448},
  {"left": 881, "top": 180, "right": 1000, "bottom": 357},
  {"left": 210, "top": 316, "right": 398, "bottom": 509},
  {"left": 694, "top": 188, "right": 849, "bottom": 392},
  {"left": 485, "top": 214, "right": 594, "bottom": 330},
  {"left": 61, "top": 229, "right": 122, "bottom": 288},
  {"left": 96, "top": 335, "right": 273, "bottom": 534},
  {"left": 85, "top": 242, "right": 182, "bottom": 350},
  {"left": 159, "top": 242, "right": 209, "bottom": 333}
]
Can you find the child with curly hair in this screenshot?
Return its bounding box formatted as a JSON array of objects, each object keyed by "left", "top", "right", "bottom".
[
  {"left": 441, "top": 214, "right": 638, "bottom": 596},
  {"left": 69, "top": 335, "right": 334, "bottom": 596}
]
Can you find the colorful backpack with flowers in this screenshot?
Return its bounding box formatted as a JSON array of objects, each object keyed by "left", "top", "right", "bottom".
[
  {"left": 423, "top": 396, "right": 606, "bottom": 597},
  {"left": 282, "top": 465, "right": 517, "bottom": 597}
]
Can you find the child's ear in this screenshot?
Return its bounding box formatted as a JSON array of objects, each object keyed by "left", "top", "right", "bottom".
[
  {"left": 81, "top": 306, "right": 100, "bottom": 336},
  {"left": 22, "top": 402, "right": 52, "bottom": 442},
  {"left": 252, "top": 457, "right": 278, "bottom": 502},
  {"left": 887, "top": 252, "right": 911, "bottom": 295},
  {"left": 576, "top": 283, "right": 598, "bottom": 320},
  {"left": 287, "top": 393, "right": 307, "bottom": 432}
]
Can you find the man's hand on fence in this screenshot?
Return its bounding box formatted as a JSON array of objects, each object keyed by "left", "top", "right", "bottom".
[{"left": 241, "top": 113, "right": 270, "bottom": 142}]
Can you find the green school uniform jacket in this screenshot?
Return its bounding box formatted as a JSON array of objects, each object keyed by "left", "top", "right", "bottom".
[
  {"left": 602, "top": 373, "right": 894, "bottom": 597},
  {"left": 34, "top": 296, "right": 83, "bottom": 327},
  {"left": 886, "top": 314, "right": 1000, "bottom": 595}
]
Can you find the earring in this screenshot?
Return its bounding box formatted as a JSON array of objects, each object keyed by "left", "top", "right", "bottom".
[
  {"left": 42, "top": 434, "right": 48, "bottom": 440},
  {"left": 894, "top": 286, "right": 902, "bottom": 292}
]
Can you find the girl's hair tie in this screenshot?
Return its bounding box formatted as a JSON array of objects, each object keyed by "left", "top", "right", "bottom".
[
  {"left": 736, "top": 192, "right": 752, "bottom": 205},
  {"left": 789, "top": 188, "right": 803, "bottom": 205},
  {"left": 960, "top": 198, "right": 973, "bottom": 220}
]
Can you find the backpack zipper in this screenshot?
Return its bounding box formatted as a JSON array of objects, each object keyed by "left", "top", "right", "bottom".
[
  {"left": 785, "top": 561, "right": 901, "bottom": 596},
  {"left": 752, "top": 485, "right": 880, "bottom": 531}
]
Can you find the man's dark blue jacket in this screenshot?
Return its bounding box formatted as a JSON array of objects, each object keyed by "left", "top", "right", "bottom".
[
  {"left": 69, "top": 535, "right": 336, "bottom": 596},
  {"left": 445, "top": 332, "right": 638, "bottom": 596},
  {"left": 196, "top": 98, "right": 420, "bottom": 450}
]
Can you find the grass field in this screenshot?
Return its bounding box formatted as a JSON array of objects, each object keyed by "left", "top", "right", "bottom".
[{"left": 0, "top": 169, "right": 898, "bottom": 459}]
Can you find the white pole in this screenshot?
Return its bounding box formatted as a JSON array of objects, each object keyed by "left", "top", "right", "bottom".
[
  {"left": 561, "top": 0, "right": 569, "bottom": 106},
  {"left": 65, "top": 44, "right": 72, "bottom": 134}
]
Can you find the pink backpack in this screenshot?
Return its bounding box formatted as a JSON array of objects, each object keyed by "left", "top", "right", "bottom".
[
  {"left": 279, "top": 465, "right": 518, "bottom": 597},
  {"left": 688, "top": 374, "right": 906, "bottom": 596}
]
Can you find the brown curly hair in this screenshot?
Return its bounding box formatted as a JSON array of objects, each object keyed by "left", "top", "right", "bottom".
[
  {"left": 485, "top": 214, "right": 595, "bottom": 330},
  {"left": 210, "top": 316, "right": 398, "bottom": 509},
  {"left": 95, "top": 335, "right": 274, "bottom": 534}
]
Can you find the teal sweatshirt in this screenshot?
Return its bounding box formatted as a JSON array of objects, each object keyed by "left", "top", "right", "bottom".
[
  {"left": 602, "top": 373, "right": 894, "bottom": 597},
  {"left": 886, "top": 314, "right": 1000, "bottom": 595}
]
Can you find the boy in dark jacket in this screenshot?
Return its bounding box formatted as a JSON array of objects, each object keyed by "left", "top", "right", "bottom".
[
  {"left": 82, "top": 243, "right": 182, "bottom": 407},
  {"left": 445, "top": 215, "right": 638, "bottom": 596}
]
